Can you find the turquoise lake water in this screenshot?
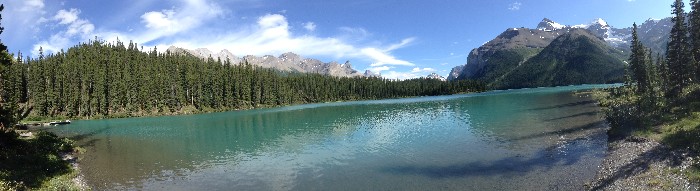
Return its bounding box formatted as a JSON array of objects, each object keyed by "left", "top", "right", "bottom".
[{"left": 49, "top": 84, "right": 616, "bottom": 190}]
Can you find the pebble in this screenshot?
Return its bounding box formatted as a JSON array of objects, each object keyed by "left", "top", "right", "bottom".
[{"left": 587, "top": 137, "right": 698, "bottom": 190}]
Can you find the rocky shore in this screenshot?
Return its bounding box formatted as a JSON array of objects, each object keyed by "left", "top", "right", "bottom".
[{"left": 587, "top": 137, "right": 697, "bottom": 190}]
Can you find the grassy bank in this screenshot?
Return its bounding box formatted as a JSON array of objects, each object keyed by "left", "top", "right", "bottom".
[
  {"left": 592, "top": 85, "right": 700, "bottom": 182},
  {"left": 0, "top": 131, "right": 84, "bottom": 190}
]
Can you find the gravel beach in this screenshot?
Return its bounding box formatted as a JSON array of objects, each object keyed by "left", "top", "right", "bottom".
[{"left": 587, "top": 136, "right": 698, "bottom": 190}]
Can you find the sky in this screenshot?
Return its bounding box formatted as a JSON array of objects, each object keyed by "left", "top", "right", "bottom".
[{"left": 0, "top": 0, "right": 689, "bottom": 79}]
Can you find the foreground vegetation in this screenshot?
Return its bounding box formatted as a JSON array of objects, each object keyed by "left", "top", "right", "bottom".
[
  {"left": 595, "top": 0, "right": 700, "bottom": 183},
  {"left": 0, "top": 131, "right": 83, "bottom": 190}
]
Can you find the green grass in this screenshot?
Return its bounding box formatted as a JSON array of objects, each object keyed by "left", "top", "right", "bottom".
[{"left": 0, "top": 131, "right": 85, "bottom": 190}]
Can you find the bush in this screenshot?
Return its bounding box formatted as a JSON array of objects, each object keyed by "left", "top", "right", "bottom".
[{"left": 0, "top": 131, "right": 81, "bottom": 190}]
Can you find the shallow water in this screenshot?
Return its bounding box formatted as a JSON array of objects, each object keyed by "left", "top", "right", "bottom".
[{"left": 50, "top": 84, "right": 614, "bottom": 190}]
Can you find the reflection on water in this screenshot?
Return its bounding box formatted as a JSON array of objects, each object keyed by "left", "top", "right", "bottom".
[{"left": 49, "top": 84, "right": 614, "bottom": 190}]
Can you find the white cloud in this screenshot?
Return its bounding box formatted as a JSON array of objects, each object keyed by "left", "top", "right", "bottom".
[
  {"left": 32, "top": 8, "right": 95, "bottom": 55},
  {"left": 367, "top": 66, "right": 392, "bottom": 73},
  {"left": 411, "top": 67, "right": 436, "bottom": 73},
  {"left": 382, "top": 71, "right": 421, "bottom": 80},
  {"left": 136, "top": 0, "right": 223, "bottom": 41},
  {"left": 338, "top": 27, "right": 370, "bottom": 40},
  {"left": 377, "top": 67, "right": 438, "bottom": 80},
  {"left": 3, "top": 0, "right": 47, "bottom": 53},
  {"left": 20, "top": 0, "right": 45, "bottom": 11},
  {"left": 364, "top": 47, "right": 414, "bottom": 67},
  {"left": 54, "top": 9, "right": 79, "bottom": 24},
  {"left": 385, "top": 37, "right": 415, "bottom": 51},
  {"left": 29, "top": 0, "right": 415, "bottom": 73},
  {"left": 141, "top": 9, "right": 176, "bottom": 29},
  {"left": 508, "top": 2, "right": 522, "bottom": 11},
  {"left": 303, "top": 22, "right": 316, "bottom": 32}
]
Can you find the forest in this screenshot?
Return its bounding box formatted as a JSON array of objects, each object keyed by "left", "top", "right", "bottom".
[{"left": 1, "top": 40, "right": 484, "bottom": 121}]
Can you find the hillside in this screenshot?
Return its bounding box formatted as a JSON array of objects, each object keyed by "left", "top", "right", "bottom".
[
  {"left": 457, "top": 27, "right": 561, "bottom": 81},
  {"left": 492, "top": 29, "right": 626, "bottom": 89}
]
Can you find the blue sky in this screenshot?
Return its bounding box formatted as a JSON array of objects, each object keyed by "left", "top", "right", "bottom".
[{"left": 1, "top": 0, "right": 687, "bottom": 79}]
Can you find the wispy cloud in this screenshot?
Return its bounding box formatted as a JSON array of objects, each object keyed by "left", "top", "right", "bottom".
[
  {"left": 411, "top": 67, "right": 436, "bottom": 73},
  {"left": 378, "top": 67, "right": 437, "bottom": 80},
  {"left": 30, "top": 0, "right": 415, "bottom": 73},
  {"left": 33, "top": 8, "right": 95, "bottom": 55},
  {"left": 303, "top": 22, "right": 316, "bottom": 32},
  {"left": 508, "top": 2, "right": 522, "bottom": 11}
]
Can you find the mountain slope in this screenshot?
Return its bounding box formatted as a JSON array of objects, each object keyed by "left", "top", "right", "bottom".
[
  {"left": 453, "top": 27, "right": 562, "bottom": 81},
  {"left": 492, "top": 29, "right": 626, "bottom": 89}
]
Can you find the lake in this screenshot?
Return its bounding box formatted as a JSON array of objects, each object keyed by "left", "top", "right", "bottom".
[{"left": 49, "top": 84, "right": 614, "bottom": 190}]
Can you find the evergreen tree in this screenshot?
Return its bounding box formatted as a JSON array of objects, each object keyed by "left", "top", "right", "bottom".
[
  {"left": 0, "top": 4, "right": 19, "bottom": 131},
  {"left": 691, "top": 0, "right": 700, "bottom": 78},
  {"left": 629, "top": 23, "right": 651, "bottom": 93},
  {"left": 666, "top": 0, "right": 694, "bottom": 98}
]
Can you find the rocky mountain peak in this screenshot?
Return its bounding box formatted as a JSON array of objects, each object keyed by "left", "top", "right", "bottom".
[
  {"left": 279, "top": 52, "right": 301, "bottom": 61},
  {"left": 426, "top": 73, "right": 446, "bottom": 81},
  {"left": 364, "top": 70, "right": 381, "bottom": 77},
  {"left": 587, "top": 18, "right": 610, "bottom": 30},
  {"left": 537, "top": 18, "right": 565, "bottom": 31},
  {"left": 342, "top": 60, "right": 353, "bottom": 69}
]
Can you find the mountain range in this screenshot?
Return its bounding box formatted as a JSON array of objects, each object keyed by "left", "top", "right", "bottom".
[
  {"left": 447, "top": 17, "right": 672, "bottom": 89},
  {"left": 166, "top": 46, "right": 369, "bottom": 78}
]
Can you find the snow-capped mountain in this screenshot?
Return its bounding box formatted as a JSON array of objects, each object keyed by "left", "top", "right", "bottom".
[
  {"left": 166, "top": 46, "right": 365, "bottom": 78},
  {"left": 426, "top": 73, "right": 446, "bottom": 81},
  {"left": 533, "top": 18, "right": 671, "bottom": 54},
  {"left": 536, "top": 18, "right": 566, "bottom": 31}
]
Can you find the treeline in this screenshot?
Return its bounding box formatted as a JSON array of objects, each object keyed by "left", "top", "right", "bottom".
[
  {"left": 601, "top": 0, "right": 700, "bottom": 136},
  {"left": 1, "top": 40, "right": 484, "bottom": 119}
]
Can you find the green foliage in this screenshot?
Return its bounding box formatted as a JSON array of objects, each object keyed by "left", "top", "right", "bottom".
[
  {"left": 691, "top": 0, "right": 700, "bottom": 79},
  {"left": 666, "top": 0, "right": 695, "bottom": 98},
  {"left": 474, "top": 48, "right": 542, "bottom": 84},
  {"left": 0, "top": 131, "right": 81, "bottom": 190},
  {"left": 629, "top": 23, "right": 653, "bottom": 94}
]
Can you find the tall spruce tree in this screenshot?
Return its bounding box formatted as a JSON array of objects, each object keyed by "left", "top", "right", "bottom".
[
  {"left": 666, "top": 0, "right": 694, "bottom": 98},
  {"left": 0, "top": 4, "right": 17, "bottom": 131},
  {"left": 692, "top": 0, "right": 700, "bottom": 79},
  {"left": 629, "top": 23, "right": 651, "bottom": 93}
]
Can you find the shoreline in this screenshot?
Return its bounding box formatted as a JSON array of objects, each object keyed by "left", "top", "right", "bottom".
[
  {"left": 587, "top": 136, "right": 697, "bottom": 190},
  {"left": 60, "top": 151, "right": 88, "bottom": 190}
]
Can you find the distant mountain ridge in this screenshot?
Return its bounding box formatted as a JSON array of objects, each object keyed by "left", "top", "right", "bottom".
[
  {"left": 447, "top": 17, "right": 671, "bottom": 89},
  {"left": 534, "top": 17, "right": 671, "bottom": 54},
  {"left": 166, "top": 46, "right": 368, "bottom": 78}
]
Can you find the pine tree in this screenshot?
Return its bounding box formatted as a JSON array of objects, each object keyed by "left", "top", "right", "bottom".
[
  {"left": 0, "top": 4, "right": 18, "bottom": 131},
  {"left": 666, "top": 0, "right": 694, "bottom": 99},
  {"left": 629, "top": 23, "right": 651, "bottom": 93},
  {"left": 691, "top": 0, "right": 700, "bottom": 79}
]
